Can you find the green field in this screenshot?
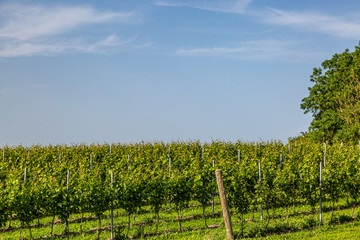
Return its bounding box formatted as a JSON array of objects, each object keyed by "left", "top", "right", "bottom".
[
  {"left": 2, "top": 197, "right": 360, "bottom": 239},
  {"left": 1, "top": 140, "right": 360, "bottom": 239}
]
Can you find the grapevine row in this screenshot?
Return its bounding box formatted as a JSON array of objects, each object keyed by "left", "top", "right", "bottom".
[{"left": 0, "top": 139, "right": 359, "bottom": 238}]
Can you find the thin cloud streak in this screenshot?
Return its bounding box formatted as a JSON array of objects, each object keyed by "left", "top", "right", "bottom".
[
  {"left": 154, "top": 0, "right": 252, "bottom": 14},
  {"left": 0, "top": 4, "right": 136, "bottom": 40},
  {"left": 263, "top": 8, "right": 360, "bottom": 38},
  {"left": 0, "top": 3, "right": 141, "bottom": 57},
  {"left": 0, "top": 35, "right": 136, "bottom": 57},
  {"left": 177, "top": 47, "right": 246, "bottom": 56},
  {"left": 155, "top": 1, "right": 360, "bottom": 39},
  {"left": 176, "top": 40, "right": 320, "bottom": 62}
]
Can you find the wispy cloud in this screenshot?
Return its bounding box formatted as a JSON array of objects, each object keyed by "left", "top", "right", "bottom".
[
  {"left": 177, "top": 47, "right": 246, "bottom": 56},
  {"left": 0, "top": 35, "right": 137, "bottom": 57},
  {"left": 176, "top": 40, "right": 319, "bottom": 61},
  {"left": 154, "top": 0, "right": 252, "bottom": 14},
  {"left": 0, "top": 4, "right": 141, "bottom": 57},
  {"left": 263, "top": 8, "right": 360, "bottom": 38}
]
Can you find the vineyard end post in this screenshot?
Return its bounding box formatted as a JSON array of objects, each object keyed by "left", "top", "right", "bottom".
[{"left": 215, "top": 169, "right": 234, "bottom": 240}]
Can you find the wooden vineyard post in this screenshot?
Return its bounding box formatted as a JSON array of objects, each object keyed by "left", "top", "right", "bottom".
[
  {"left": 215, "top": 170, "right": 234, "bottom": 240},
  {"left": 111, "top": 173, "right": 114, "bottom": 239},
  {"left": 168, "top": 147, "right": 171, "bottom": 208},
  {"left": 212, "top": 159, "right": 215, "bottom": 215},
  {"left": 127, "top": 155, "right": 130, "bottom": 174},
  {"left": 323, "top": 143, "right": 326, "bottom": 170},
  {"left": 259, "top": 162, "right": 263, "bottom": 220},
  {"left": 90, "top": 153, "right": 93, "bottom": 170},
  {"left": 280, "top": 152, "right": 282, "bottom": 169},
  {"left": 2, "top": 148, "right": 4, "bottom": 161},
  {"left": 65, "top": 170, "right": 70, "bottom": 237},
  {"left": 202, "top": 146, "right": 204, "bottom": 161},
  {"left": 24, "top": 167, "right": 27, "bottom": 182},
  {"left": 238, "top": 149, "right": 241, "bottom": 163},
  {"left": 19, "top": 168, "right": 27, "bottom": 239},
  {"left": 319, "top": 162, "right": 322, "bottom": 224}
]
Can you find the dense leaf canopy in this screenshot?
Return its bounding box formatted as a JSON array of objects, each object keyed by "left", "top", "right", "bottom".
[{"left": 301, "top": 43, "right": 360, "bottom": 143}]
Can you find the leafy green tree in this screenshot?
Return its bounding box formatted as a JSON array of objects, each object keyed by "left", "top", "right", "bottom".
[
  {"left": 298, "top": 149, "right": 321, "bottom": 214},
  {"left": 43, "top": 180, "right": 63, "bottom": 236},
  {"left": 0, "top": 180, "right": 9, "bottom": 228},
  {"left": 13, "top": 184, "right": 39, "bottom": 239},
  {"left": 227, "top": 171, "right": 251, "bottom": 237},
  {"left": 323, "top": 145, "right": 344, "bottom": 221},
  {"left": 342, "top": 146, "right": 360, "bottom": 217},
  {"left": 167, "top": 171, "right": 193, "bottom": 231},
  {"left": 192, "top": 162, "right": 215, "bottom": 228},
  {"left": 115, "top": 176, "right": 146, "bottom": 237},
  {"left": 53, "top": 178, "right": 78, "bottom": 237},
  {"left": 301, "top": 44, "right": 360, "bottom": 143},
  {"left": 76, "top": 173, "right": 93, "bottom": 234},
  {"left": 87, "top": 173, "right": 111, "bottom": 240},
  {"left": 147, "top": 174, "right": 168, "bottom": 233}
]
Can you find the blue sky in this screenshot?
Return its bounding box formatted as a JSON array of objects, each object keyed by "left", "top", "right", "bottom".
[{"left": 1, "top": 0, "right": 359, "bottom": 146}]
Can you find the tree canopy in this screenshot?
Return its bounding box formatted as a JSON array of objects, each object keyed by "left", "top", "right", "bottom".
[{"left": 301, "top": 44, "right": 360, "bottom": 144}]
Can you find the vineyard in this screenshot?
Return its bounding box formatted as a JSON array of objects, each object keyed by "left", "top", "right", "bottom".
[{"left": 1, "top": 139, "right": 360, "bottom": 239}]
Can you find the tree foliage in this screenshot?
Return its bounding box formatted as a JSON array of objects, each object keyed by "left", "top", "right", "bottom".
[{"left": 301, "top": 44, "right": 360, "bottom": 143}]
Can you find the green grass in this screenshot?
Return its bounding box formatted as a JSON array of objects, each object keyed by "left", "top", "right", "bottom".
[{"left": 2, "top": 197, "right": 360, "bottom": 239}]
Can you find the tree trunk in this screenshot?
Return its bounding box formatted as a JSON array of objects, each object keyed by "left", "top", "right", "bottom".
[
  {"left": 203, "top": 205, "right": 208, "bottom": 228},
  {"left": 97, "top": 215, "right": 101, "bottom": 240},
  {"left": 127, "top": 213, "right": 131, "bottom": 236},
  {"left": 50, "top": 215, "right": 55, "bottom": 235},
  {"left": 240, "top": 214, "right": 244, "bottom": 237},
  {"left": 155, "top": 212, "right": 160, "bottom": 234},
  {"left": 265, "top": 208, "right": 270, "bottom": 228},
  {"left": 66, "top": 217, "right": 70, "bottom": 240},
  {"left": 80, "top": 212, "right": 83, "bottom": 233},
  {"left": 8, "top": 215, "right": 12, "bottom": 228},
  {"left": 331, "top": 200, "right": 334, "bottom": 221},
  {"left": 28, "top": 223, "right": 32, "bottom": 240},
  {"left": 293, "top": 199, "right": 296, "bottom": 214},
  {"left": 177, "top": 209, "right": 182, "bottom": 231},
  {"left": 352, "top": 203, "right": 356, "bottom": 218},
  {"left": 286, "top": 207, "right": 289, "bottom": 225},
  {"left": 272, "top": 207, "right": 276, "bottom": 218}
]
